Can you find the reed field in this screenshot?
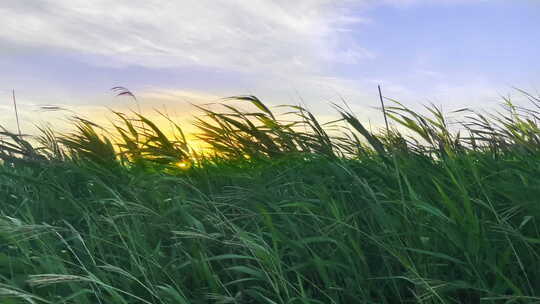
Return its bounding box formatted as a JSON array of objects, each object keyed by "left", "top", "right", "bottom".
[{"left": 1, "top": 90, "right": 540, "bottom": 303}]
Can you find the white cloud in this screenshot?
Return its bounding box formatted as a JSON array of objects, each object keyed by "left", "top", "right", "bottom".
[
  {"left": 379, "top": 0, "right": 486, "bottom": 6},
  {"left": 0, "top": 0, "right": 515, "bottom": 137},
  {"left": 0, "top": 0, "right": 371, "bottom": 74}
]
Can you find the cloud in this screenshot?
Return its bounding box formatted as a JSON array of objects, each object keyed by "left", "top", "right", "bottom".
[
  {"left": 0, "top": 0, "right": 517, "bottom": 138},
  {"left": 0, "top": 0, "right": 371, "bottom": 75},
  {"left": 379, "top": 0, "right": 487, "bottom": 6}
]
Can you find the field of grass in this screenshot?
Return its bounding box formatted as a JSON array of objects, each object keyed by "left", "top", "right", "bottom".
[{"left": 1, "top": 91, "right": 540, "bottom": 303}]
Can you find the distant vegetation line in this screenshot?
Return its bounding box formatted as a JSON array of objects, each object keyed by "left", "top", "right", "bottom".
[{"left": 0, "top": 90, "right": 540, "bottom": 303}]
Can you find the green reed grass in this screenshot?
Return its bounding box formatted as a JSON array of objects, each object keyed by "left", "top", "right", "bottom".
[{"left": 1, "top": 92, "right": 540, "bottom": 303}]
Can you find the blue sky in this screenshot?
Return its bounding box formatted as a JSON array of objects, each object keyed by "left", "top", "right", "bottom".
[{"left": 0, "top": 0, "right": 538, "bottom": 133}]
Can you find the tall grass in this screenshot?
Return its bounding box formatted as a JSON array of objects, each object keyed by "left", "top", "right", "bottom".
[{"left": 1, "top": 91, "right": 540, "bottom": 303}]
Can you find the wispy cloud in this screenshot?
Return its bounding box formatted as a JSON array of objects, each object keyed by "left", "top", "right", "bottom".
[
  {"left": 379, "top": 0, "right": 487, "bottom": 6},
  {"left": 0, "top": 0, "right": 534, "bottom": 135},
  {"left": 0, "top": 0, "right": 371, "bottom": 74}
]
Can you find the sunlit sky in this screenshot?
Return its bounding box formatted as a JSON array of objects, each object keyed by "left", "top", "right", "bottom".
[{"left": 1, "top": 0, "right": 539, "bottom": 134}]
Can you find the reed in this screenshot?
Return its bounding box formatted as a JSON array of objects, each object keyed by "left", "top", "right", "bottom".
[{"left": 1, "top": 90, "right": 540, "bottom": 303}]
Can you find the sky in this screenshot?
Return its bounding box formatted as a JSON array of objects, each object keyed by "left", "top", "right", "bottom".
[{"left": 0, "top": 0, "right": 539, "bottom": 134}]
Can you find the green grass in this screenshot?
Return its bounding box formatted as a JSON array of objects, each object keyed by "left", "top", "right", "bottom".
[{"left": 1, "top": 92, "right": 540, "bottom": 303}]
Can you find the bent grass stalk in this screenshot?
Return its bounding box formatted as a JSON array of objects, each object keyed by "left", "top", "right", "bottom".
[{"left": 0, "top": 90, "right": 539, "bottom": 303}]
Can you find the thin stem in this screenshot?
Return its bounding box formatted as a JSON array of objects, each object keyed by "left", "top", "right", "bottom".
[
  {"left": 12, "top": 89, "right": 22, "bottom": 136},
  {"left": 378, "top": 84, "right": 389, "bottom": 134}
]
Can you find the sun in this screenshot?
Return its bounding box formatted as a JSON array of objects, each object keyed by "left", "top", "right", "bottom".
[{"left": 175, "top": 159, "right": 192, "bottom": 170}]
